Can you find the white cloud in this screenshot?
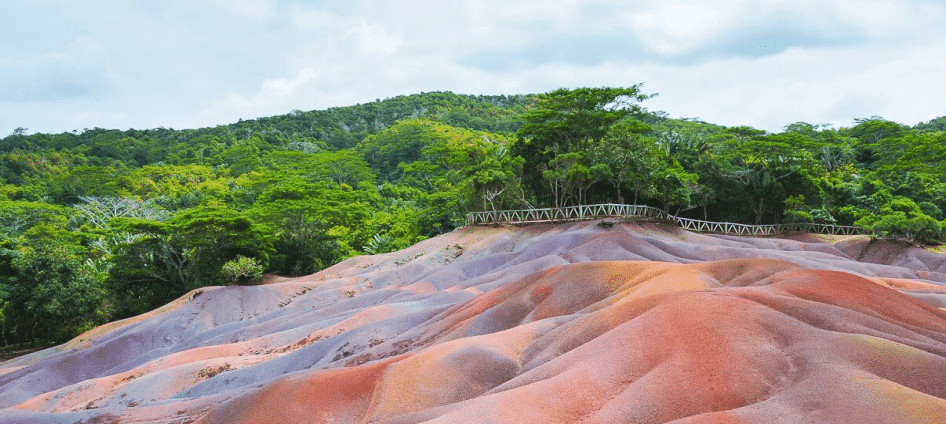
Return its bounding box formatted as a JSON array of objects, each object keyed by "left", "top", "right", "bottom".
[
  {"left": 215, "top": 0, "right": 276, "bottom": 19},
  {"left": 261, "top": 68, "right": 319, "bottom": 99},
  {"left": 3, "top": 0, "right": 946, "bottom": 135},
  {"left": 347, "top": 19, "right": 403, "bottom": 58},
  {"left": 290, "top": 7, "right": 343, "bottom": 29},
  {"left": 0, "top": 38, "right": 115, "bottom": 103},
  {"left": 189, "top": 68, "right": 318, "bottom": 127},
  {"left": 625, "top": 3, "right": 735, "bottom": 56},
  {"left": 636, "top": 39, "right": 946, "bottom": 131},
  {"left": 832, "top": 1, "right": 946, "bottom": 40}
]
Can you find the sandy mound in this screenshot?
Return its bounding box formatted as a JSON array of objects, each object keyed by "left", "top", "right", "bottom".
[{"left": 2, "top": 221, "right": 945, "bottom": 423}]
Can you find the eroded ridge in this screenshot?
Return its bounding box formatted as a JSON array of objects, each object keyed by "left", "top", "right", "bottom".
[{"left": 2, "top": 221, "right": 944, "bottom": 423}]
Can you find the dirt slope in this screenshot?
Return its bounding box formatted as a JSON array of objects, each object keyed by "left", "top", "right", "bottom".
[{"left": 2, "top": 221, "right": 945, "bottom": 423}]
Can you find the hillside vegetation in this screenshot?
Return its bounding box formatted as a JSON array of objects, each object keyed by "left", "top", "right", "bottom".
[{"left": 2, "top": 87, "right": 946, "bottom": 346}]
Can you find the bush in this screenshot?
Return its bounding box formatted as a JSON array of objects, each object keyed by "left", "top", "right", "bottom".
[
  {"left": 364, "top": 232, "right": 395, "bottom": 255},
  {"left": 919, "top": 201, "right": 944, "bottom": 220},
  {"left": 870, "top": 213, "right": 943, "bottom": 244},
  {"left": 810, "top": 208, "right": 837, "bottom": 225},
  {"left": 836, "top": 206, "right": 869, "bottom": 226},
  {"left": 1, "top": 243, "right": 109, "bottom": 344},
  {"left": 221, "top": 255, "right": 265, "bottom": 285},
  {"left": 782, "top": 195, "right": 813, "bottom": 224}
]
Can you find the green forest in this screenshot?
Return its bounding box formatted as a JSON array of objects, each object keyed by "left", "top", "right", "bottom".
[{"left": 2, "top": 87, "right": 946, "bottom": 347}]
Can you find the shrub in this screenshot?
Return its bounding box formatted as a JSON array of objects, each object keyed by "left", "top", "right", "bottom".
[
  {"left": 221, "top": 255, "right": 265, "bottom": 285},
  {"left": 870, "top": 213, "right": 943, "bottom": 244},
  {"left": 855, "top": 196, "right": 946, "bottom": 244}
]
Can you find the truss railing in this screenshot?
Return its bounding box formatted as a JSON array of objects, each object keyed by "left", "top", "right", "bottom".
[{"left": 465, "top": 203, "right": 864, "bottom": 236}]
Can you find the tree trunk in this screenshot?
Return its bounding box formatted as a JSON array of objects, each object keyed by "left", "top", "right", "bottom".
[{"left": 754, "top": 197, "right": 765, "bottom": 225}]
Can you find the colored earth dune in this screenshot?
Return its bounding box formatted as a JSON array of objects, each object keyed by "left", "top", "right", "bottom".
[{"left": 2, "top": 221, "right": 946, "bottom": 423}]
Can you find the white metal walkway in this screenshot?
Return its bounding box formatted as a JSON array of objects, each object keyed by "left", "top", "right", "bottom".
[{"left": 465, "top": 204, "right": 864, "bottom": 236}]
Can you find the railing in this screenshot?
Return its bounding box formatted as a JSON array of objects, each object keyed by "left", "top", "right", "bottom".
[{"left": 465, "top": 203, "right": 865, "bottom": 237}]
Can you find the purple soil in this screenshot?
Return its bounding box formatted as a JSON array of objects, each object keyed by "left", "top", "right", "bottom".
[{"left": 1, "top": 221, "right": 945, "bottom": 423}]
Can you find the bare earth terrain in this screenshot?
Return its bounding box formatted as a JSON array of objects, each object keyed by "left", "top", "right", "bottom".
[{"left": 2, "top": 220, "right": 946, "bottom": 423}]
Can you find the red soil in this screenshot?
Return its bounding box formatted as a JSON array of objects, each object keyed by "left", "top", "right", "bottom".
[{"left": 2, "top": 221, "right": 945, "bottom": 423}]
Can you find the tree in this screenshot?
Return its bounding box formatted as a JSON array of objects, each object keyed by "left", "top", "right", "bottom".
[
  {"left": 0, "top": 200, "right": 73, "bottom": 234},
  {"left": 783, "top": 195, "right": 814, "bottom": 224},
  {"left": 541, "top": 152, "right": 608, "bottom": 208},
  {"left": 655, "top": 162, "right": 699, "bottom": 214},
  {"left": 312, "top": 150, "right": 376, "bottom": 185},
  {"left": 257, "top": 150, "right": 375, "bottom": 187},
  {"left": 108, "top": 203, "right": 268, "bottom": 316},
  {"left": 653, "top": 119, "right": 728, "bottom": 161},
  {"left": 399, "top": 125, "right": 525, "bottom": 213},
  {"left": 0, "top": 230, "right": 109, "bottom": 344},
  {"left": 245, "top": 178, "right": 359, "bottom": 275},
  {"left": 73, "top": 196, "right": 168, "bottom": 229},
  {"left": 847, "top": 117, "right": 909, "bottom": 145},
  {"left": 517, "top": 86, "right": 652, "bottom": 154},
  {"left": 856, "top": 196, "right": 945, "bottom": 244},
  {"left": 128, "top": 164, "right": 217, "bottom": 200},
  {"left": 468, "top": 143, "right": 527, "bottom": 212},
  {"left": 873, "top": 132, "right": 946, "bottom": 180},
  {"left": 914, "top": 116, "right": 946, "bottom": 133},
  {"left": 514, "top": 86, "right": 653, "bottom": 204},
  {"left": 844, "top": 117, "right": 910, "bottom": 168},
  {"left": 215, "top": 137, "right": 265, "bottom": 177},
  {"left": 783, "top": 122, "right": 854, "bottom": 172},
  {"left": 221, "top": 255, "right": 265, "bottom": 285},
  {"left": 356, "top": 119, "right": 441, "bottom": 181},
  {"left": 592, "top": 117, "right": 664, "bottom": 204},
  {"left": 166, "top": 134, "right": 228, "bottom": 165},
  {"left": 720, "top": 131, "right": 818, "bottom": 223}
]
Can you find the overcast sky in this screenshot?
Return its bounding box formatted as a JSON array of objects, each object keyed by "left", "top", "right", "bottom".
[{"left": 2, "top": 0, "right": 945, "bottom": 136}]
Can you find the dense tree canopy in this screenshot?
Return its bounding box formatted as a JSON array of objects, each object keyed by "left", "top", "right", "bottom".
[{"left": 2, "top": 88, "right": 945, "bottom": 347}]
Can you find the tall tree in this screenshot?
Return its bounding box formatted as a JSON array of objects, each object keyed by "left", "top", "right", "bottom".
[
  {"left": 591, "top": 117, "right": 664, "bottom": 204},
  {"left": 721, "top": 131, "right": 818, "bottom": 224},
  {"left": 514, "top": 86, "right": 653, "bottom": 204}
]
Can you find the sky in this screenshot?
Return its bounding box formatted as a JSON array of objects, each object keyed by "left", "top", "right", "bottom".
[{"left": 2, "top": 0, "right": 945, "bottom": 136}]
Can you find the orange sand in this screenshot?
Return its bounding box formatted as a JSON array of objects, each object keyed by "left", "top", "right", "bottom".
[{"left": 2, "top": 220, "right": 945, "bottom": 423}]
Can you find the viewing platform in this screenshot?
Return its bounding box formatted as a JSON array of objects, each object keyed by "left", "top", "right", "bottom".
[{"left": 465, "top": 203, "right": 865, "bottom": 237}]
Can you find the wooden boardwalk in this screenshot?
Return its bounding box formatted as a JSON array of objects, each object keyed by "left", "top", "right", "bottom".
[{"left": 465, "top": 203, "right": 864, "bottom": 237}]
